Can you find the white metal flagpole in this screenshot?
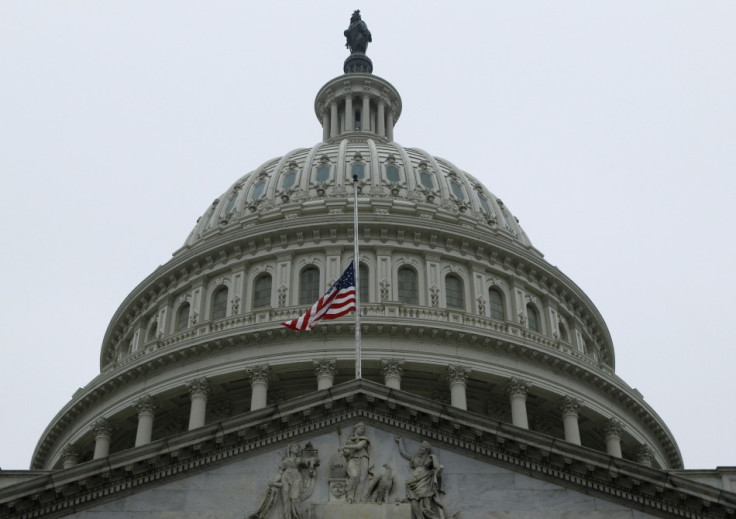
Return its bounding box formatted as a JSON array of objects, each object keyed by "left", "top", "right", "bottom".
[{"left": 353, "top": 174, "right": 362, "bottom": 379}]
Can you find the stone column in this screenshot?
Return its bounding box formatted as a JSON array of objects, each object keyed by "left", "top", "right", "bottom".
[
  {"left": 134, "top": 394, "right": 157, "bottom": 447},
  {"left": 313, "top": 358, "right": 337, "bottom": 390},
  {"left": 362, "top": 94, "right": 370, "bottom": 132},
  {"left": 322, "top": 110, "right": 330, "bottom": 141},
  {"left": 604, "top": 418, "right": 624, "bottom": 458},
  {"left": 381, "top": 358, "right": 405, "bottom": 390},
  {"left": 386, "top": 109, "right": 394, "bottom": 141},
  {"left": 91, "top": 417, "right": 112, "bottom": 460},
  {"left": 345, "top": 94, "right": 353, "bottom": 132},
  {"left": 561, "top": 396, "right": 583, "bottom": 445},
  {"left": 247, "top": 364, "right": 271, "bottom": 411},
  {"left": 61, "top": 444, "right": 80, "bottom": 469},
  {"left": 377, "top": 98, "right": 385, "bottom": 137},
  {"left": 186, "top": 377, "right": 210, "bottom": 430},
  {"left": 636, "top": 443, "right": 654, "bottom": 467},
  {"left": 447, "top": 365, "right": 471, "bottom": 410},
  {"left": 506, "top": 378, "right": 530, "bottom": 429},
  {"left": 330, "top": 100, "right": 338, "bottom": 138}
]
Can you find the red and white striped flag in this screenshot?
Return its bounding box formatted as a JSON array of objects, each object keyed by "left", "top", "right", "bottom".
[{"left": 282, "top": 262, "right": 356, "bottom": 331}]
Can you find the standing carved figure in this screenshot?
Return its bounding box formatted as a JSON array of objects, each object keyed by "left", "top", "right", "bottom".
[
  {"left": 344, "top": 10, "right": 372, "bottom": 54},
  {"left": 394, "top": 436, "right": 447, "bottom": 519},
  {"left": 340, "top": 422, "right": 371, "bottom": 502},
  {"left": 249, "top": 443, "right": 318, "bottom": 519}
]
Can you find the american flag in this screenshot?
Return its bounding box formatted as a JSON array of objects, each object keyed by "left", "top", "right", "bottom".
[{"left": 282, "top": 262, "right": 356, "bottom": 331}]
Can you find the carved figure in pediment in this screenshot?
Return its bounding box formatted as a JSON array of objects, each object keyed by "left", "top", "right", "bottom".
[
  {"left": 248, "top": 442, "right": 319, "bottom": 519},
  {"left": 339, "top": 422, "right": 372, "bottom": 502},
  {"left": 394, "top": 436, "right": 447, "bottom": 519},
  {"left": 367, "top": 463, "right": 396, "bottom": 503}
]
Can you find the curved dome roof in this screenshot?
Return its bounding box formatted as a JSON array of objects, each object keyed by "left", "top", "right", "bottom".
[{"left": 181, "top": 139, "right": 533, "bottom": 252}]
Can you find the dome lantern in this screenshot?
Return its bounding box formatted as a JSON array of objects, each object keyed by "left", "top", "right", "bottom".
[{"left": 315, "top": 11, "right": 401, "bottom": 142}]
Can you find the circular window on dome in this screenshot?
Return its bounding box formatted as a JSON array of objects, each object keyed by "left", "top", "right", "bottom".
[{"left": 384, "top": 155, "right": 400, "bottom": 183}]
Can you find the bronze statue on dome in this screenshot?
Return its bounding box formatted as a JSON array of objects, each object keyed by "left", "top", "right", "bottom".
[{"left": 344, "top": 10, "right": 372, "bottom": 54}]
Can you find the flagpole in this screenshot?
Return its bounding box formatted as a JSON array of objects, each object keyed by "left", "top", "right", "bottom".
[{"left": 353, "top": 174, "right": 362, "bottom": 379}]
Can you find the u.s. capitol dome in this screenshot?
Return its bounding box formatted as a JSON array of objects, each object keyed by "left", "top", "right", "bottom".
[{"left": 20, "top": 18, "right": 702, "bottom": 515}]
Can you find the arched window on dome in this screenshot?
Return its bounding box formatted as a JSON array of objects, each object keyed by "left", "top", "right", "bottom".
[
  {"left": 223, "top": 192, "right": 238, "bottom": 216},
  {"left": 450, "top": 179, "right": 466, "bottom": 201},
  {"left": 253, "top": 274, "right": 272, "bottom": 308},
  {"left": 398, "top": 267, "right": 418, "bottom": 305},
  {"left": 315, "top": 156, "right": 332, "bottom": 183},
  {"left": 359, "top": 263, "right": 369, "bottom": 304},
  {"left": 146, "top": 321, "right": 158, "bottom": 341},
  {"left": 351, "top": 162, "right": 365, "bottom": 180},
  {"left": 478, "top": 194, "right": 495, "bottom": 216},
  {"left": 251, "top": 180, "right": 266, "bottom": 200},
  {"left": 176, "top": 303, "right": 190, "bottom": 332},
  {"left": 488, "top": 288, "right": 505, "bottom": 321},
  {"left": 526, "top": 304, "right": 540, "bottom": 333},
  {"left": 445, "top": 274, "right": 464, "bottom": 309},
  {"left": 282, "top": 163, "right": 298, "bottom": 190},
  {"left": 211, "top": 286, "right": 228, "bottom": 321},
  {"left": 299, "top": 267, "right": 320, "bottom": 305},
  {"left": 385, "top": 155, "right": 400, "bottom": 183},
  {"left": 417, "top": 161, "right": 435, "bottom": 190},
  {"left": 558, "top": 322, "right": 569, "bottom": 342}
]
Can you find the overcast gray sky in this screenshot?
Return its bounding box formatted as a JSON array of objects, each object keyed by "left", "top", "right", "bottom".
[{"left": 1, "top": 2, "right": 734, "bottom": 471}]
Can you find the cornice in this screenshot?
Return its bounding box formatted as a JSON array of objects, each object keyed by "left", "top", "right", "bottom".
[{"left": 8, "top": 381, "right": 730, "bottom": 519}]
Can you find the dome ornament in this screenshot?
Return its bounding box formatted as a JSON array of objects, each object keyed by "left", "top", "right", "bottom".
[{"left": 343, "top": 10, "right": 373, "bottom": 74}]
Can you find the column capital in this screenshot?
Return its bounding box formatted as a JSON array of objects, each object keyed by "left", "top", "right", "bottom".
[
  {"left": 91, "top": 417, "right": 112, "bottom": 438},
  {"left": 447, "top": 364, "right": 471, "bottom": 385},
  {"left": 61, "top": 443, "right": 80, "bottom": 465},
  {"left": 134, "top": 394, "right": 158, "bottom": 416},
  {"left": 246, "top": 364, "right": 271, "bottom": 385},
  {"left": 313, "top": 358, "right": 338, "bottom": 378},
  {"left": 506, "top": 377, "right": 531, "bottom": 398},
  {"left": 381, "top": 358, "right": 405, "bottom": 378},
  {"left": 604, "top": 417, "right": 624, "bottom": 439},
  {"left": 185, "top": 377, "right": 211, "bottom": 399},
  {"left": 636, "top": 443, "right": 654, "bottom": 465},
  {"left": 561, "top": 396, "right": 583, "bottom": 417}
]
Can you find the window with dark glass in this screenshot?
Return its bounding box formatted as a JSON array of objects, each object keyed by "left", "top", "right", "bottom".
[
  {"left": 489, "top": 288, "right": 504, "bottom": 320},
  {"left": 253, "top": 274, "right": 272, "bottom": 308},
  {"left": 558, "top": 322, "right": 568, "bottom": 342},
  {"left": 300, "top": 267, "right": 320, "bottom": 305},
  {"left": 359, "top": 264, "right": 369, "bottom": 304},
  {"left": 445, "top": 275, "right": 464, "bottom": 309},
  {"left": 147, "top": 321, "right": 158, "bottom": 340},
  {"left": 527, "top": 304, "right": 540, "bottom": 332},
  {"left": 478, "top": 195, "right": 493, "bottom": 214},
  {"left": 176, "top": 303, "right": 190, "bottom": 332},
  {"left": 212, "top": 286, "right": 228, "bottom": 320},
  {"left": 450, "top": 180, "right": 465, "bottom": 200},
  {"left": 316, "top": 164, "right": 331, "bottom": 182},
  {"left": 224, "top": 193, "right": 238, "bottom": 215},
  {"left": 398, "top": 267, "right": 418, "bottom": 305},
  {"left": 386, "top": 164, "right": 400, "bottom": 183},
  {"left": 351, "top": 163, "right": 365, "bottom": 180},
  {"left": 419, "top": 170, "right": 434, "bottom": 189},
  {"left": 252, "top": 180, "right": 266, "bottom": 200},
  {"left": 282, "top": 170, "right": 297, "bottom": 190}
]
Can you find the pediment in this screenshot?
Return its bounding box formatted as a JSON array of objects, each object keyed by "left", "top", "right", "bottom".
[{"left": 1, "top": 380, "right": 733, "bottom": 518}]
